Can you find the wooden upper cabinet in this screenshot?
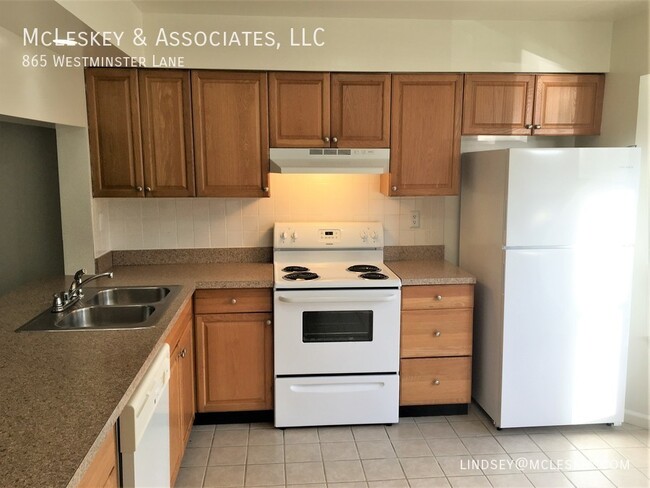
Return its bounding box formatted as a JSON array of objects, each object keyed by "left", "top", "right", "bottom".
[
  {"left": 192, "top": 71, "right": 270, "bottom": 197},
  {"left": 462, "top": 74, "right": 535, "bottom": 135},
  {"left": 533, "top": 74, "right": 605, "bottom": 136},
  {"left": 381, "top": 74, "right": 463, "bottom": 196},
  {"left": 139, "top": 70, "right": 195, "bottom": 197},
  {"left": 269, "top": 72, "right": 391, "bottom": 148},
  {"left": 86, "top": 68, "right": 143, "bottom": 197},
  {"left": 461, "top": 73, "right": 604, "bottom": 136}
]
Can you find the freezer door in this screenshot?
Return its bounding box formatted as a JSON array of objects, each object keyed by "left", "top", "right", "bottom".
[
  {"left": 506, "top": 148, "right": 640, "bottom": 247},
  {"left": 500, "top": 247, "right": 633, "bottom": 428}
]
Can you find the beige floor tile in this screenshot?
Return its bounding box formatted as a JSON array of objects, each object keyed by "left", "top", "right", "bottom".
[
  {"left": 564, "top": 470, "right": 616, "bottom": 488},
  {"left": 399, "top": 417, "right": 416, "bottom": 424},
  {"left": 357, "top": 440, "right": 397, "bottom": 459},
  {"left": 285, "top": 461, "right": 326, "bottom": 484},
  {"left": 362, "top": 458, "right": 405, "bottom": 481},
  {"left": 525, "top": 471, "right": 573, "bottom": 487},
  {"left": 461, "top": 436, "right": 505, "bottom": 455},
  {"left": 496, "top": 435, "right": 541, "bottom": 453},
  {"left": 451, "top": 422, "right": 491, "bottom": 437},
  {"left": 216, "top": 423, "right": 250, "bottom": 430},
  {"left": 319, "top": 426, "right": 355, "bottom": 443},
  {"left": 581, "top": 448, "right": 629, "bottom": 469},
  {"left": 408, "top": 478, "right": 451, "bottom": 487},
  {"left": 285, "top": 443, "right": 322, "bottom": 463},
  {"left": 471, "top": 453, "right": 519, "bottom": 475},
  {"left": 546, "top": 450, "right": 595, "bottom": 471},
  {"left": 601, "top": 467, "right": 650, "bottom": 488},
  {"left": 637, "top": 466, "right": 650, "bottom": 478},
  {"left": 447, "top": 412, "right": 480, "bottom": 422},
  {"left": 617, "top": 447, "right": 650, "bottom": 468},
  {"left": 386, "top": 424, "right": 424, "bottom": 440},
  {"left": 563, "top": 432, "right": 610, "bottom": 450},
  {"left": 208, "top": 446, "right": 247, "bottom": 466},
  {"left": 321, "top": 442, "right": 360, "bottom": 461},
  {"left": 487, "top": 473, "right": 534, "bottom": 487},
  {"left": 284, "top": 427, "right": 319, "bottom": 444},
  {"left": 324, "top": 460, "right": 366, "bottom": 482},
  {"left": 244, "top": 463, "right": 285, "bottom": 486},
  {"left": 427, "top": 438, "right": 470, "bottom": 456},
  {"left": 203, "top": 465, "right": 246, "bottom": 487},
  {"left": 436, "top": 455, "right": 482, "bottom": 477},
  {"left": 419, "top": 422, "right": 458, "bottom": 439},
  {"left": 352, "top": 425, "right": 390, "bottom": 441},
  {"left": 367, "top": 480, "right": 409, "bottom": 487},
  {"left": 246, "top": 444, "right": 284, "bottom": 464},
  {"left": 399, "top": 456, "right": 444, "bottom": 478},
  {"left": 188, "top": 430, "right": 214, "bottom": 448},
  {"left": 391, "top": 439, "right": 433, "bottom": 458},
  {"left": 249, "top": 422, "right": 274, "bottom": 430},
  {"left": 523, "top": 427, "right": 560, "bottom": 435},
  {"left": 327, "top": 482, "right": 369, "bottom": 488},
  {"left": 414, "top": 416, "right": 449, "bottom": 424},
  {"left": 510, "top": 452, "right": 556, "bottom": 473},
  {"left": 248, "top": 429, "right": 283, "bottom": 446},
  {"left": 174, "top": 466, "right": 206, "bottom": 488},
  {"left": 528, "top": 434, "right": 576, "bottom": 452},
  {"left": 181, "top": 447, "right": 211, "bottom": 467},
  {"left": 288, "top": 485, "right": 325, "bottom": 488},
  {"left": 193, "top": 424, "right": 217, "bottom": 433},
  {"left": 599, "top": 432, "right": 646, "bottom": 448},
  {"left": 447, "top": 475, "right": 492, "bottom": 487},
  {"left": 213, "top": 430, "right": 249, "bottom": 447},
  {"left": 632, "top": 431, "right": 650, "bottom": 446}
]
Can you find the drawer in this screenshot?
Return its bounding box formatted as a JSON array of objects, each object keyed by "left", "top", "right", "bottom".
[
  {"left": 402, "top": 285, "right": 474, "bottom": 310},
  {"left": 400, "top": 357, "right": 471, "bottom": 405},
  {"left": 401, "top": 309, "right": 472, "bottom": 358},
  {"left": 194, "top": 288, "right": 272, "bottom": 314}
]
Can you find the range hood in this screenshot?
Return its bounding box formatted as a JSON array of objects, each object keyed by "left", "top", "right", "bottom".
[{"left": 269, "top": 148, "right": 390, "bottom": 174}]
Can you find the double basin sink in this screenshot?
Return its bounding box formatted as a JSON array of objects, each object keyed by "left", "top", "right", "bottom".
[{"left": 18, "top": 286, "right": 181, "bottom": 332}]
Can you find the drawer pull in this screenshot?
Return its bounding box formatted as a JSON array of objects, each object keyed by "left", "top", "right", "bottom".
[
  {"left": 230, "top": 298, "right": 237, "bottom": 304},
  {"left": 435, "top": 295, "right": 443, "bottom": 301},
  {"left": 179, "top": 348, "right": 187, "bottom": 358},
  {"left": 433, "top": 330, "right": 441, "bottom": 337},
  {"left": 433, "top": 379, "right": 441, "bottom": 385}
]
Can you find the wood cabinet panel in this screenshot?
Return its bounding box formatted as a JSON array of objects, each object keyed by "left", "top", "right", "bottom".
[
  {"left": 330, "top": 73, "right": 391, "bottom": 148},
  {"left": 401, "top": 309, "right": 473, "bottom": 358},
  {"left": 192, "top": 71, "right": 269, "bottom": 197},
  {"left": 85, "top": 68, "right": 143, "bottom": 197},
  {"left": 139, "top": 70, "right": 195, "bottom": 197},
  {"left": 462, "top": 74, "right": 535, "bottom": 135},
  {"left": 402, "top": 285, "right": 474, "bottom": 310},
  {"left": 533, "top": 74, "right": 605, "bottom": 135},
  {"left": 400, "top": 357, "right": 471, "bottom": 405},
  {"left": 195, "top": 313, "right": 273, "bottom": 412},
  {"left": 269, "top": 72, "right": 330, "bottom": 147},
  {"left": 194, "top": 288, "right": 272, "bottom": 314},
  {"left": 77, "top": 426, "right": 118, "bottom": 488},
  {"left": 382, "top": 74, "right": 462, "bottom": 196}
]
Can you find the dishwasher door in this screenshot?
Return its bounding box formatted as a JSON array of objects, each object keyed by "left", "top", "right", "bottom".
[{"left": 120, "top": 344, "right": 171, "bottom": 488}]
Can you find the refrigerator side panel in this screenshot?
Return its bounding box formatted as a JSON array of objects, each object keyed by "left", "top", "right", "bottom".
[
  {"left": 506, "top": 148, "right": 640, "bottom": 247},
  {"left": 500, "top": 248, "right": 633, "bottom": 428},
  {"left": 460, "top": 149, "right": 509, "bottom": 426}
]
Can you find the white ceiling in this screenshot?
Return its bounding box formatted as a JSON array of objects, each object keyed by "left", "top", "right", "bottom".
[{"left": 132, "top": 0, "right": 650, "bottom": 21}]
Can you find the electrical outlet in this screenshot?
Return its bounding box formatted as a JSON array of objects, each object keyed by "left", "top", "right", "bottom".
[{"left": 410, "top": 210, "right": 420, "bottom": 228}]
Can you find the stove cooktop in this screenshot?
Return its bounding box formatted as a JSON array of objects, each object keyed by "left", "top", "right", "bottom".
[{"left": 274, "top": 261, "right": 401, "bottom": 289}]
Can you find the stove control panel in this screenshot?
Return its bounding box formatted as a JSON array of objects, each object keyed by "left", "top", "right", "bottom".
[
  {"left": 275, "top": 222, "right": 384, "bottom": 249},
  {"left": 319, "top": 229, "right": 341, "bottom": 241}
]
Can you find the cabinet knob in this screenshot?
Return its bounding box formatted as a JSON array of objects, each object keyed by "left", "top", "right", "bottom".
[
  {"left": 434, "top": 330, "right": 441, "bottom": 337},
  {"left": 135, "top": 186, "right": 143, "bottom": 192},
  {"left": 265, "top": 319, "right": 272, "bottom": 326},
  {"left": 324, "top": 136, "right": 330, "bottom": 143},
  {"left": 433, "top": 379, "right": 441, "bottom": 386},
  {"left": 533, "top": 124, "right": 542, "bottom": 129},
  {"left": 145, "top": 186, "right": 152, "bottom": 192},
  {"left": 180, "top": 348, "right": 187, "bottom": 358},
  {"left": 230, "top": 298, "right": 237, "bottom": 304},
  {"left": 332, "top": 136, "right": 338, "bottom": 143},
  {"left": 263, "top": 186, "right": 269, "bottom": 193},
  {"left": 436, "top": 295, "right": 443, "bottom": 301},
  {"left": 391, "top": 186, "right": 398, "bottom": 192},
  {"left": 524, "top": 124, "right": 533, "bottom": 129}
]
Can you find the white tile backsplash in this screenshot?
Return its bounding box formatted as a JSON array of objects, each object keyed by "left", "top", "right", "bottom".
[{"left": 95, "top": 174, "right": 447, "bottom": 251}]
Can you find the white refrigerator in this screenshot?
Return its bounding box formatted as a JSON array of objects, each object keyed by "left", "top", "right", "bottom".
[{"left": 459, "top": 148, "right": 640, "bottom": 428}]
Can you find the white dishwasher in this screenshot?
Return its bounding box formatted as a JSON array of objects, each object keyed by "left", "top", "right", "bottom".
[{"left": 120, "top": 344, "right": 171, "bottom": 488}]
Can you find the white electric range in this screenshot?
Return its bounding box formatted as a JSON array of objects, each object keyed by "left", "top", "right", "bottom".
[{"left": 273, "top": 222, "right": 401, "bottom": 428}]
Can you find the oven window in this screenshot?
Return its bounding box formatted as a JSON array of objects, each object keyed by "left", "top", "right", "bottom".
[{"left": 303, "top": 311, "right": 373, "bottom": 342}]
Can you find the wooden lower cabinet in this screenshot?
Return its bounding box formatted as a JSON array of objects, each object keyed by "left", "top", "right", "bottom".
[
  {"left": 401, "top": 357, "right": 471, "bottom": 405},
  {"left": 77, "top": 426, "right": 119, "bottom": 488},
  {"left": 167, "top": 298, "right": 195, "bottom": 487}
]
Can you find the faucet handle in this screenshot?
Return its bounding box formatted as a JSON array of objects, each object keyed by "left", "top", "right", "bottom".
[
  {"left": 73, "top": 269, "right": 86, "bottom": 283},
  {"left": 52, "top": 293, "right": 63, "bottom": 311}
]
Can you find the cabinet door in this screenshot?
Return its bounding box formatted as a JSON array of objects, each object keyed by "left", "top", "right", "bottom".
[
  {"left": 533, "top": 74, "right": 605, "bottom": 136},
  {"left": 77, "top": 426, "right": 118, "bottom": 488},
  {"left": 139, "top": 70, "right": 195, "bottom": 197},
  {"left": 192, "top": 71, "right": 269, "bottom": 197},
  {"left": 178, "top": 314, "right": 195, "bottom": 448},
  {"left": 462, "top": 74, "right": 535, "bottom": 135},
  {"left": 195, "top": 313, "right": 273, "bottom": 412},
  {"left": 382, "top": 74, "right": 462, "bottom": 196},
  {"left": 169, "top": 344, "right": 183, "bottom": 485},
  {"left": 400, "top": 357, "right": 471, "bottom": 406},
  {"left": 85, "top": 68, "right": 143, "bottom": 197},
  {"left": 269, "top": 72, "right": 330, "bottom": 147},
  {"left": 330, "top": 73, "right": 391, "bottom": 148}
]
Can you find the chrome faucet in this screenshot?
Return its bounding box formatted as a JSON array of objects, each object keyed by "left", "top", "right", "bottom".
[{"left": 51, "top": 268, "right": 114, "bottom": 312}]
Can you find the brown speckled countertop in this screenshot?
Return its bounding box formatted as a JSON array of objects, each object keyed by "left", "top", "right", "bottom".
[
  {"left": 387, "top": 259, "right": 476, "bottom": 285},
  {"left": 0, "top": 262, "right": 271, "bottom": 488}
]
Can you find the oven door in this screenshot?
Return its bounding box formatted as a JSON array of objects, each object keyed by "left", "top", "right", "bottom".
[{"left": 274, "top": 288, "right": 401, "bottom": 375}]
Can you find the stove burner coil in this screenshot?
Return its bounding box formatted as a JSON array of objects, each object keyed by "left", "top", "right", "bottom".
[
  {"left": 282, "top": 266, "right": 310, "bottom": 272},
  {"left": 347, "top": 264, "right": 381, "bottom": 273},
  {"left": 283, "top": 271, "right": 320, "bottom": 281},
  {"left": 359, "top": 272, "right": 389, "bottom": 280}
]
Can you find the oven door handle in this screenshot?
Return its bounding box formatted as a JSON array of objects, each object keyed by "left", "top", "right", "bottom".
[{"left": 277, "top": 294, "right": 398, "bottom": 304}]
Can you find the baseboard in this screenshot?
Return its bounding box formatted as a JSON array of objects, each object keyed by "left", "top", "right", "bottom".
[
  {"left": 194, "top": 410, "right": 274, "bottom": 425},
  {"left": 399, "top": 404, "right": 469, "bottom": 417},
  {"left": 624, "top": 408, "right": 650, "bottom": 429}
]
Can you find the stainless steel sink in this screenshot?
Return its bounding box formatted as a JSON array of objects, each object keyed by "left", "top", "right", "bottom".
[
  {"left": 87, "top": 287, "right": 171, "bottom": 305},
  {"left": 17, "top": 285, "right": 182, "bottom": 332}
]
